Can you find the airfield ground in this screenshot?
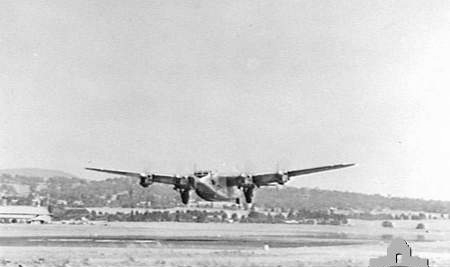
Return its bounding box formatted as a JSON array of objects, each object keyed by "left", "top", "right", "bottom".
[{"left": 1, "top": 220, "right": 450, "bottom": 267}]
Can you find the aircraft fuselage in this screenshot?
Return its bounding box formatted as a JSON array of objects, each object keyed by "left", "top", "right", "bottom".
[{"left": 194, "top": 172, "right": 242, "bottom": 202}]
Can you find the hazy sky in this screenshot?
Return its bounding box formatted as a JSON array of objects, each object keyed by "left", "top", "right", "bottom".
[{"left": 1, "top": 1, "right": 450, "bottom": 200}]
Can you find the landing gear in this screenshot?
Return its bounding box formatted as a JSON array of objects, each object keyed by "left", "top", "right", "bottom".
[
  {"left": 180, "top": 189, "right": 190, "bottom": 204},
  {"left": 243, "top": 186, "right": 254, "bottom": 204}
]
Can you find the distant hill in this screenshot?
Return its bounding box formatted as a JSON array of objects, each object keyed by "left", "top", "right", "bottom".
[
  {"left": 2, "top": 172, "right": 450, "bottom": 214},
  {"left": 0, "top": 168, "right": 78, "bottom": 179},
  {"left": 254, "top": 187, "right": 450, "bottom": 214}
]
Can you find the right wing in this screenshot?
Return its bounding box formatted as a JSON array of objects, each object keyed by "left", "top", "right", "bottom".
[
  {"left": 251, "top": 163, "right": 355, "bottom": 186},
  {"left": 85, "top": 167, "right": 181, "bottom": 185}
]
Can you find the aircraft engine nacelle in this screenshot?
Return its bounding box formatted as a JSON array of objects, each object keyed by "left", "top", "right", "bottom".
[
  {"left": 277, "top": 172, "right": 289, "bottom": 185},
  {"left": 237, "top": 173, "right": 253, "bottom": 188},
  {"left": 139, "top": 174, "right": 154, "bottom": 187},
  {"left": 187, "top": 176, "right": 197, "bottom": 189}
]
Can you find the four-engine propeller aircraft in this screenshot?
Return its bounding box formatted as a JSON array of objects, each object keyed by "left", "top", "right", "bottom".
[{"left": 86, "top": 163, "right": 354, "bottom": 205}]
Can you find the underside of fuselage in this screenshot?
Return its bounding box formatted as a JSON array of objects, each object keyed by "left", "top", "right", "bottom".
[
  {"left": 195, "top": 183, "right": 231, "bottom": 201},
  {"left": 194, "top": 175, "right": 241, "bottom": 202}
]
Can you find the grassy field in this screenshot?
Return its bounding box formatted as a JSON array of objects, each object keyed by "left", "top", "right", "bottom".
[{"left": 1, "top": 220, "right": 450, "bottom": 267}]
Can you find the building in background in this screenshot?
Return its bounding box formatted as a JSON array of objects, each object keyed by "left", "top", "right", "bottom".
[{"left": 0, "top": 204, "right": 51, "bottom": 223}]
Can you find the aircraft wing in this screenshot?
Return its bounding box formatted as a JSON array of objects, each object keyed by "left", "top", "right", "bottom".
[
  {"left": 251, "top": 163, "right": 355, "bottom": 186},
  {"left": 85, "top": 167, "right": 181, "bottom": 185},
  {"left": 284, "top": 163, "right": 355, "bottom": 177}
]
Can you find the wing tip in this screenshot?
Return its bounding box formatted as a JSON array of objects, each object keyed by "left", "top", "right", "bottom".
[
  {"left": 342, "top": 163, "right": 356, "bottom": 167},
  {"left": 337, "top": 163, "right": 356, "bottom": 169}
]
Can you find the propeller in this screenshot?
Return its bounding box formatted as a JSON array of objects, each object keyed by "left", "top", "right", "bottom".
[
  {"left": 142, "top": 161, "right": 154, "bottom": 175},
  {"left": 232, "top": 164, "right": 250, "bottom": 187}
]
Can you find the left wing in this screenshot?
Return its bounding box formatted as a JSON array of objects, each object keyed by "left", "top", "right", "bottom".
[
  {"left": 251, "top": 163, "right": 355, "bottom": 186},
  {"left": 85, "top": 167, "right": 181, "bottom": 185}
]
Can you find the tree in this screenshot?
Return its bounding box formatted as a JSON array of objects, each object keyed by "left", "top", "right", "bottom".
[
  {"left": 90, "top": 210, "right": 97, "bottom": 220},
  {"left": 287, "top": 209, "right": 295, "bottom": 219},
  {"left": 196, "top": 212, "right": 207, "bottom": 223},
  {"left": 221, "top": 212, "right": 228, "bottom": 222}
]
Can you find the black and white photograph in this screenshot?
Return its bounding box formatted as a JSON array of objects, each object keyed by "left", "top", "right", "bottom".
[{"left": 1, "top": 1, "right": 450, "bottom": 266}]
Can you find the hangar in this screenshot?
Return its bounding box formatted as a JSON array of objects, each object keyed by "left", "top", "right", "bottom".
[{"left": 0, "top": 205, "right": 51, "bottom": 223}]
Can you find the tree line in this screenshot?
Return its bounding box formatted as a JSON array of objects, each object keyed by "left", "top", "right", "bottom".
[{"left": 56, "top": 207, "right": 348, "bottom": 225}]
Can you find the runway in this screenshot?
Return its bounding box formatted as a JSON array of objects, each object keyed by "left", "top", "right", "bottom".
[
  {"left": 0, "top": 234, "right": 362, "bottom": 248},
  {"left": 2, "top": 220, "right": 450, "bottom": 267}
]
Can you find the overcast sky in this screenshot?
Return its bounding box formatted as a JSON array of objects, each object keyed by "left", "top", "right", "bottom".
[{"left": 1, "top": 1, "right": 450, "bottom": 200}]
